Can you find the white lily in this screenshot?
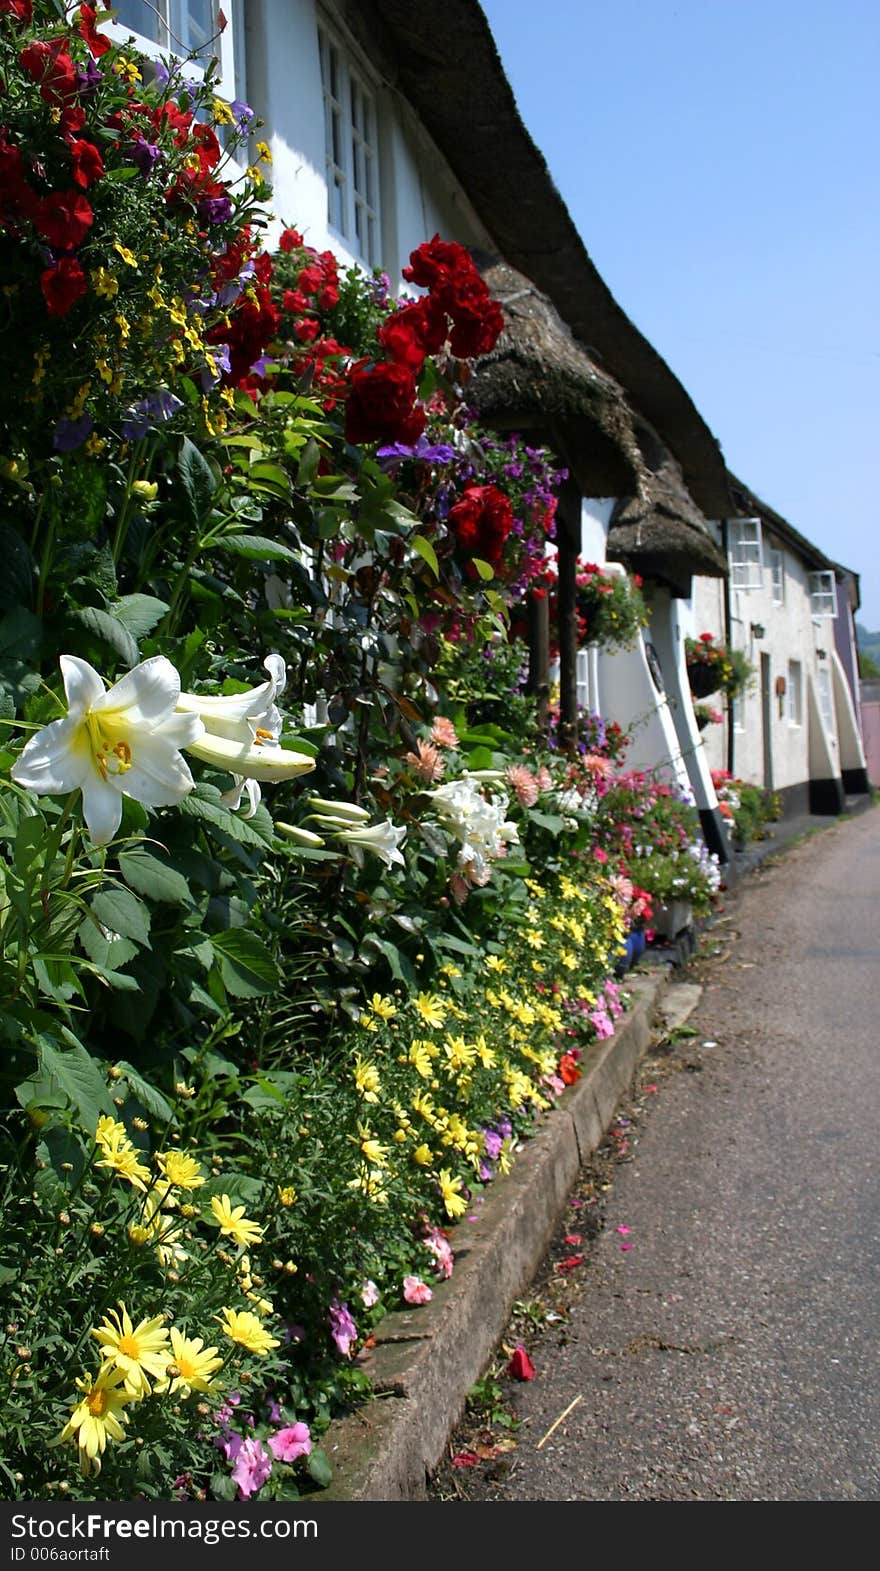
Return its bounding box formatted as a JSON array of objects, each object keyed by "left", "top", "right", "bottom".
[
  {"left": 275, "top": 822, "right": 326, "bottom": 848},
  {"left": 333, "top": 818, "right": 407, "bottom": 870},
  {"left": 307, "top": 797, "right": 371, "bottom": 823},
  {"left": 177, "top": 655, "right": 313, "bottom": 812},
  {"left": 10, "top": 655, "right": 203, "bottom": 847}
]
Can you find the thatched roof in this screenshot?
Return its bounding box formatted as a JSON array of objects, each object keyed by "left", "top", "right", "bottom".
[
  {"left": 607, "top": 427, "right": 728, "bottom": 595},
  {"left": 467, "top": 256, "right": 643, "bottom": 495},
  {"left": 341, "top": 0, "right": 731, "bottom": 518}
]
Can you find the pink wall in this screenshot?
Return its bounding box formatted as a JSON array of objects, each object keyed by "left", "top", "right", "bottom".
[{"left": 861, "top": 699, "right": 880, "bottom": 786}]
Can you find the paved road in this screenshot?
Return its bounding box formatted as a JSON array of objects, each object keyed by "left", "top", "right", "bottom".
[{"left": 448, "top": 809, "right": 880, "bottom": 1501}]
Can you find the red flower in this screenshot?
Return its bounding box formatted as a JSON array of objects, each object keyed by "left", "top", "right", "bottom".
[
  {"left": 40, "top": 254, "right": 87, "bottom": 316},
  {"left": 558, "top": 1053, "right": 581, "bottom": 1086},
  {"left": 278, "top": 226, "right": 303, "bottom": 253},
  {"left": 378, "top": 296, "right": 446, "bottom": 370},
  {"left": 68, "top": 138, "right": 104, "bottom": 189},
  {"left": 403, "top": 233, "right": 471, "bottom": 292},
  {"left": 31, "top": 190, "right": 93, "bottom": 248},
  {"left": 447, "top": 484, "right": 514, "bottom": 570},
  {"left": 210, "top": 283, "right": 281, "bottom": 384},
  {"left": 506, "top": 1344, "right": 536, "bottom": 1381},
  {"left": 60, "top": 104, "right": 87, "bottom": 138},
  {"left": 344, "top": 361, "right": 426, "bottom": 447},
  {"left": 19, "top": 41, "right": 78, "bottom": 105},
  {"left": 446, "top": 275, "right": 504, "bottom": 359},
  {"left": 76, "top": 3, "right": 111, "bottom": 57},
  {"left": 0, "top": 2, "right": 32, "bottom": 24}
]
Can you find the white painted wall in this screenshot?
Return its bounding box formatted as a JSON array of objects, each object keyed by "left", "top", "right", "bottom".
[
  {"left": 690, "top": 524, "right": 843, "bottom": 793},
  {"left": 243, "top": 0, "right": 493, "bottom": 279}
]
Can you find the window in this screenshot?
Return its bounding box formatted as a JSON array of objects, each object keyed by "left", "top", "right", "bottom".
[
  {"left": 769, "top": 546, "right": 785, "bottom": 604},
  {"left": 731, "top": 691, "right": 745, "bottom": 733},
  {"left": 816, "top": 665, "right": 835, "bottom": 735},
  {"left": 318, "top": 19, "right": 381, "bottom": 267},
  {"left": 728, "top": 517, "right": 763, "bottom": 591},
  {"left": 115, "top": 2, "right": 216, "bottom": 63},
  {"left": 808, "top": 570, "right": 837, "bottom": 620},
  {"left": 575, "top": 649, "right": 591, "bottom": 715},
  {"left": 112, "top": 2, "right": 239, "bottom": 94},
  {"left": 787, "top": 660, "right": 802, "bottom": 726}
]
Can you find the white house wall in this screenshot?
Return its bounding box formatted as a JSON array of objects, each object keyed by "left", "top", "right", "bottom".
[
  {"left": 690, "top": 527, "right": 844, "bottom": 809},
  {"left": 244, "top": 0, "right": 492, "bottom": 279}
]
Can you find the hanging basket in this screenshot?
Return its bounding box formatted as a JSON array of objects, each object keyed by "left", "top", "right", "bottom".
[{"left": 687, "top": 663, "right": 723, "bottom": 699}]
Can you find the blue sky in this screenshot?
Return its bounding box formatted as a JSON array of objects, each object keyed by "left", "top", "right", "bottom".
[{"left": 479, "top": 0, "right": 879, "bottom": 628}]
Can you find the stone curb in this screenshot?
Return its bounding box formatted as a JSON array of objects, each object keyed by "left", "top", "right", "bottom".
[{"left": 318, "top": 968, "right": 670, "bottom": 1500}]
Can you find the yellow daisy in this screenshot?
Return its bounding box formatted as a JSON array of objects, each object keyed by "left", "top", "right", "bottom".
[
  {"left": 210, "top": 1194, "right": 264, "bottom": 1249},
  {"left": 59, "top": 1367, "right": 136, "bottom": 1477},
  {"left": 438, "top": 1168, "right": 468, "bottom": 1219},
  {"left": 353, "top": 1055, "right": 381, "bottom": 1103},
  {"left": 92, "top": 1305, "right": 170, "bottom": 1396},
  {"left": 157, "top": 1150, "right": 205, "bottom": 1190},
  {"left": 158, "top": 1328, "right": 223, "bottom": 1398},
  {"left": 216, "top": 1308, "right": 280, "bottom": 1356},
  {"left": 414, "top": 992, "right": 447, "bottom": 1028},
  {"left": 368, "top": 992, "right": 397, "bottom": 1020}
]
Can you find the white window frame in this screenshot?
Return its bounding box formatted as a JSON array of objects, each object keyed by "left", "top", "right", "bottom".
[
  {"left": 769, "top": 545, "right": 785, "bottom": 605},
  {"left": 816, "top": 664, "right": 835, "bottom": 736},
  {"left": 728, "top": 517, "right": 763, "bottom": 591},
  {"left": 731, "top": 691, "right": 745, "bottom": 733},
  {"left": 808, "top": 570, "right": 837, "bottom": 620},
  {"left": 787, "top": 660, "right": 803, "bottom": 727},
  {"left": 108, "top": 2, "right": 239, "bottom": 96},
  {"left": 575, "top": 648, "right": 591, "bottom": 715},
  {"left": 318, "top": 15, "right": 382, "bottom": 269}
]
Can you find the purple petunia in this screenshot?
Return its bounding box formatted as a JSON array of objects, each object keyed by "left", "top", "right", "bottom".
[
  {"left": 121, "top": 390, "right": 184, "bottom": 441},
  {"left": 53, "top": 414, "right": 93, "bottom": 453},
  {"left": 328, "top": 1298, "right": 357, "bottom": 1358}
]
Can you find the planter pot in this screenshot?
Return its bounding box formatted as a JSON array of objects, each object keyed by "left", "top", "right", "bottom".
[
  {"left": 652, "top": 900, "right": 693, "bottom": 939},
  {"left": 613, "top": 927, "right": 647, "bottom": 977},
  {"left": 687, "top": 664, "right": 723, "bottom": 700}
]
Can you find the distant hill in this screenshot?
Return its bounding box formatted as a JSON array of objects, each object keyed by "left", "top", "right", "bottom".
[{"left": 856, "top": 621, "right": 880, "bottom": 677}]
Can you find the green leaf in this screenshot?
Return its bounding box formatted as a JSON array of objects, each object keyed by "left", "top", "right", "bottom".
[
  {"left": 411, "top": 535, "right": 440, "bottom": 578},
  {"left": 178, "top": 437, "right": 218, "bottom": 528},
  {"left": 296, "top": 438, "right": 321, "bottom": 486},
  {"left": 114, "top": 1060, "right": 175, "bottom": 1125},
  {"left": 470, "top": 557, "right": 495, "bottom": 581},
  {"left": 68, "top": 606, "right": 138, "bottom": 667},
  {"left": 247, "top": 461, "right": 291, "bottom": 494},
  {"left": 111, "top": 595, "right": 169, "bottom": 639},
  {"left": 78, "top": 917, "right": 138, "bottom": 972},
  {"left": 0, "top": 527, "right": 35, "bottom": 611},
  {"left": 465, "top": 746, "right": 495, "bottom": 771},
  {"left": 529, "top": 811, "right": 566, "bottom": 834},
  {"left": 179, "top": 788, "right": 273, "bottom": 849},
  {"left": 36, "top": 1034, "right": 114, "bottom": 1131},
  {"left": 90, "top": 885, "right": 152, "bottom": 949},
  {"left": 214, "top": 533, "right": 297, "bottom": 562},
  {"left": 306, "top": 1447, "right": 333, "bottom": 1488},
  {"left": 118, "top": 846, "right": 192, "bottom": 905},
  {"left": 210, "top": 928, "right": 280, "bottom": 998},
  {"left": 0, "top": 606, "right": 42, "bottom": 660}
]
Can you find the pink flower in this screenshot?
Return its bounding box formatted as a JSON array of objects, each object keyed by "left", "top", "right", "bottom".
[
  {"left": 231, "top": 1437, "right": 272, "bottom": 1499},
  {"left": 360, "top": 1279, "right": 380, "bottom": 1307},
  {"left": 506, "top": 764, "right": 539, "bottom": 808},
  {"left": 328, "top": 1298, "right": 357, "bottom": 1357},
  {"left": 424, "top": 1226, "right": 454, "bottom": 1279},
  {"left": 406, "top": 738, "right": 444, "bottom": 783},
  {"left": 268, "top": 1423, "right": 311, "bottom": 1463},
  {"left": 403, "top": 1274, "right": 433, "bottom": 1305},
  {"left": 430, "top": 716, "right": 459, "bottom": 749},
  {"left": 616, "top": 1224, "right": 631, "bottom": 1235},
  {"left": 536, "top": 766, "right": 553, "bottom": 791},
  {"left": 594, "top": 846, "right": 609, "bottom": 864},
  {"left": 584, "top": 753, "right": 613, "bottom": 779}
]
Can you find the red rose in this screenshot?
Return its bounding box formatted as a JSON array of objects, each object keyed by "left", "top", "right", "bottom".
[
  {"left": 378, "top": 296, "right": 447, "bottom": 370},
  {"left": 297, "top": 264, "right": 323, "bottom": 294},
  {"left": 209, "top": 283, "right": 280, "bottom": 383},
  {"left": 344, "top": 361, "right": 426, "bottom": 447},
  {"left": 446, "top": 276, "right": 504, "bottom": 359},
  {"left": 403, "top": 233, "right": 471, "bottom": 291},
  {"left": 31, "top": 189, "right": 93, "bottom": 248},
  {"left": 278, "top": 226, "right": 303, "bottom": 253},
  {"left": 76, "top": 3, "right": 111, "bottom": 57},
  {"left": 40, "top": 254, "right": 87, "bottom": 316},
  {"left": 447, "top": 484, "right": 514, "bottom": 569},
  {"left": 295, "top": 317, "right": 320, "bottom": 343},
  {"left": 68, "top": 138, "right": 104, "bottom": 189},
  {"left": 317, "top": 283, "right": 339, "bottom": 312}
]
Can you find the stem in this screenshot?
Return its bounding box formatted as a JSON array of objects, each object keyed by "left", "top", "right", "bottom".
[
  {"left": 35, "top": 502, "right": 58, "bottom": 619},
  {"left": 111, "top": 441, "right": 146, "bottom": 566}
]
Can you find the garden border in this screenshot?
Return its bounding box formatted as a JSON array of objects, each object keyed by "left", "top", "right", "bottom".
[{"left": 318, "top": 968, "right": 670, "bottom": 1500}]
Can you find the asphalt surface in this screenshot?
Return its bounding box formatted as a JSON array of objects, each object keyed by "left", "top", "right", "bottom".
[{"left": 438, "top": 807, "right": 880, "bottom": 1501}]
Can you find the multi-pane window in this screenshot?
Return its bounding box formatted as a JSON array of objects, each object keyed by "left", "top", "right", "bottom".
[
  {"left": 769, "top": 546, "right": 785, "bottom": 604},
  {"left": 728, "top": 518, "right": 763, "bottom": 591},
  {"left": 787, "top": 660, "right": 803, "bottom": 727},
  {"left": 808, "top": 570, "right": 837, "bottom": 619},
  {"left": 816, "top": 664, "right": 835, "bottom": 736},
  {"left": 115, "top": 2, "right": 216, "bottom": 62},
  {"left": 575, "top": 649, "right": 591, "bottom": 714},
  {"left": 318, "top": 21, "right": 381, "bottom": 267}
]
